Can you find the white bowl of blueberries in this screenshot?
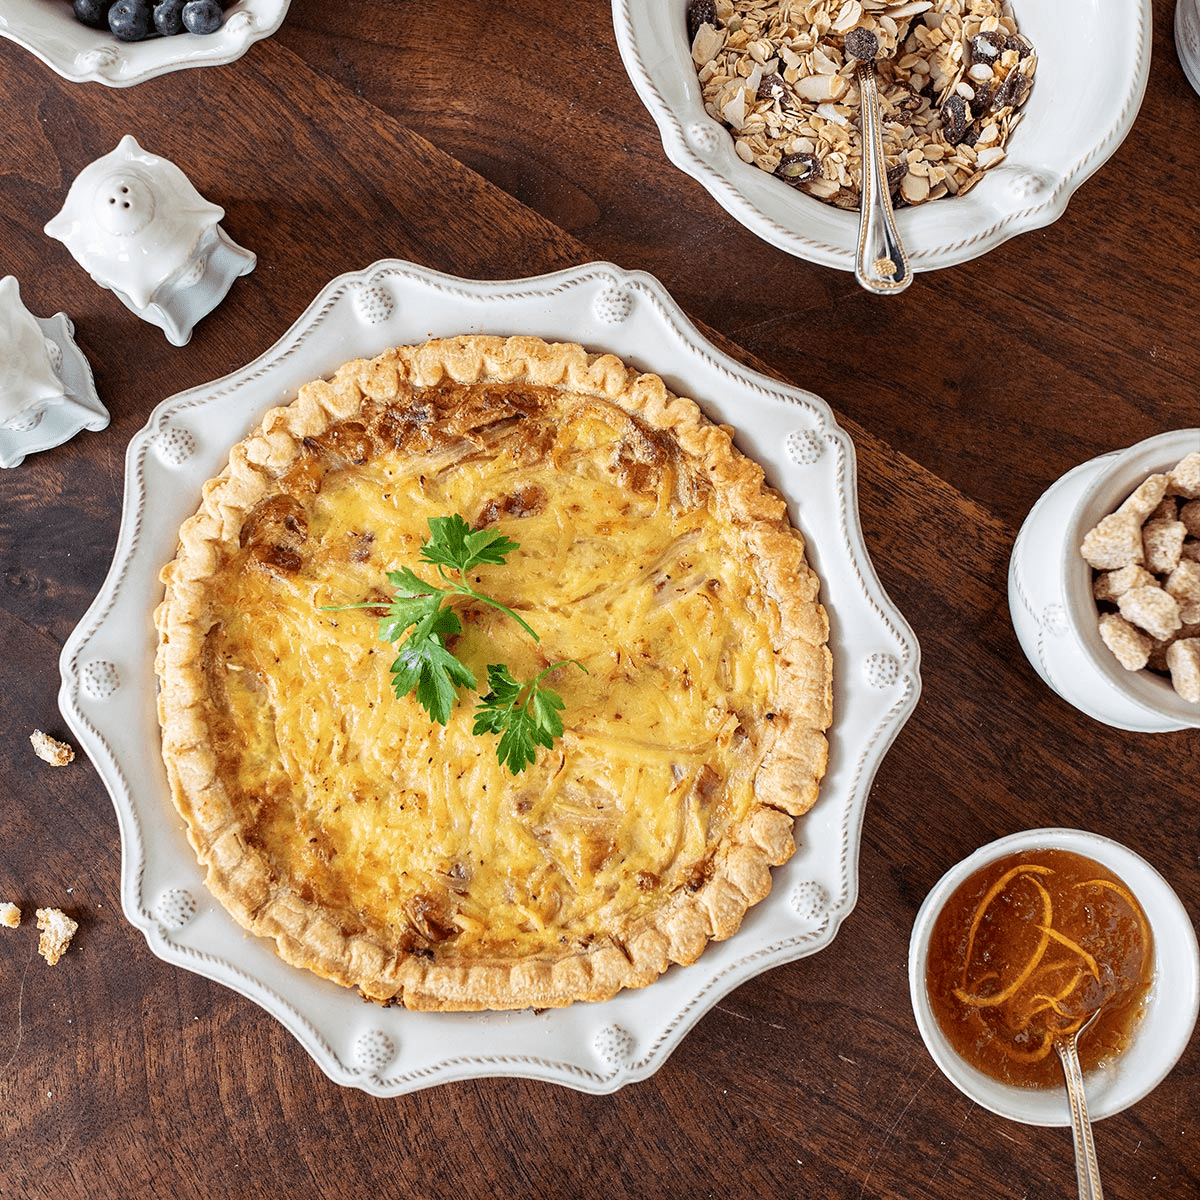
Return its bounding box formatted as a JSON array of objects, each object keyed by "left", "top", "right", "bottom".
[{"left": 0, "top": 0, "right": 290, "bottom": 86}]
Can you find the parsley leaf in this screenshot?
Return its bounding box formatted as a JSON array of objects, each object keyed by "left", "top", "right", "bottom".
[
  {"left": 473, "top": 661, "right": 579, "bottom": 775},
  {"left": 376, "top": 567, "right": 449, "bottom": 645},
  {"left": 419, "top": 514, "right": 520, "bottom": 572},
  {"left": 390, "top": 616, "right": 475, "bottom": 726}
]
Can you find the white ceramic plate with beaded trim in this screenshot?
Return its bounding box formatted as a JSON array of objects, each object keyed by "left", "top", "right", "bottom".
[
  {"left": 612, "top": 0, "right": 1151, "bottom": 273},
  {"left": 0, "top": 0, "right": 289, "bottom": 87},
  {"left": 58, "top": 259, "right": 920, "bottom": 1096}
]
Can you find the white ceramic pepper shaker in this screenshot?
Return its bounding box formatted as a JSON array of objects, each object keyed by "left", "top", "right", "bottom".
[{"left": 44, "top": 135, "right": 256, "bottom": 347}]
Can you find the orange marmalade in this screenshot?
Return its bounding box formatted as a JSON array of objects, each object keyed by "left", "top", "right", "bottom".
[{"left": 926, "top": 848, "right": 1154, "bottom": 1088}]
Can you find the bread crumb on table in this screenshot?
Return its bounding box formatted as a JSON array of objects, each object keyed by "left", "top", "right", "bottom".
[
  {"left": 35, "top": 907, "right": 78, "bottom": 965},
  {"left": 30, "top": 730, "right": 75, "bottom": 767},
  {"left": 0, "top": 901, "right": 20, "bottom": 929}
]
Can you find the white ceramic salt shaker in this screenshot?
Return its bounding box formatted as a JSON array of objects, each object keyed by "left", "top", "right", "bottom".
[
  {"left": 43, "top": 135, "right": 256, "bottom": 347},
  {"left": 1008, "top": 429, "right": 1200, "bottom": 732},
  {"left": 0, "top": 276, "right": 109, "bottom": 469}
]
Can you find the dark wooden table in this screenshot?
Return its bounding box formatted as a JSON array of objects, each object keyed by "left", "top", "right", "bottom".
[{"left": 1, "top": 2, "right": 1197, "bottom": 1197}]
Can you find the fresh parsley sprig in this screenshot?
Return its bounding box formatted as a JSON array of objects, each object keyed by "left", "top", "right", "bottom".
[
  {"left": 322, "top": 514, "right": 583, "bottom": 771},
  {"left": 474, "top": 662, "right": 579, "bottom": 775}
]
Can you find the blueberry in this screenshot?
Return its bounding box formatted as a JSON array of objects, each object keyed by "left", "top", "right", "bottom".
[
  {"left": 72, "top": 0, "right": 115, "bottom": 29},
  {"left": 153, "top": 0, "right": 186, "bottom": 35},
  {"left": 181, "top": 0, "right": 223, "bottom": 34},
  {"left": 108, "top": 0, "right": 154, "bottom": 40}
]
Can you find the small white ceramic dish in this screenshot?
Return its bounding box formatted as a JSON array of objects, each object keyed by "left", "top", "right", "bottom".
[
  {"left": 611, "top": 0, "right": 1152, "bottom": 273},
  {"left": 909, "top": 828, "right": 1200, "bottom": 1126},
  {"left": 0, "top": 0, "right": 289, "bottom": 87},
  {"left": 1009, "top": 429, "right": 1200, "bottom": 732},
  {"left": 58, "top": 259, "right": 919, "bottom": 1096}
]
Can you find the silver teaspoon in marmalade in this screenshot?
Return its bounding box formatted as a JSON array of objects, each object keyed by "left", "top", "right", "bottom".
[
  {"left": 1055, "top": 1008, "right": 1106, "bottom": 1200},
  {"left": 845, "top": 26, "right": 912, "bottom": 295}
]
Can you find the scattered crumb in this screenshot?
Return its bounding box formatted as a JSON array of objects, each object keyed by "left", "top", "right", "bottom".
[
  {"left": 0, "top": 901, "right": 20, "bottom": 929},
  {"left": 35, "top": 907, "right": 78, "bottom": 965},
  {"left": 29, "top": 730, "right": 74, "bottom": 767}
]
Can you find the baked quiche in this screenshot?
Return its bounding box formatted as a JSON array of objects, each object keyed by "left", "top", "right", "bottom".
[{"left": 154, "top": 336, "right": 832, "bottom": 1010}]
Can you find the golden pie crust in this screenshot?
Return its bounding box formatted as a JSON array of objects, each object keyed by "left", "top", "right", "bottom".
[{"left": 154, "top": 336, "right": 831, "bottom": 1010}]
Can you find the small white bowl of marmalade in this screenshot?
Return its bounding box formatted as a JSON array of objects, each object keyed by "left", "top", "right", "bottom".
[{"left": 909, "top": 828, "right": 1199, "bottom": 1125}]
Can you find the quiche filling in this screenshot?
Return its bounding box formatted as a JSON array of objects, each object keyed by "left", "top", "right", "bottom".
[{"left": 155, "top": 337, "right": 831, "bottom": 1010}]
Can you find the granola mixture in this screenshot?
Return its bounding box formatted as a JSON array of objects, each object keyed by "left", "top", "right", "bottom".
[{"left": 688, "top": 0, "right": 1037, "bottom": 208}]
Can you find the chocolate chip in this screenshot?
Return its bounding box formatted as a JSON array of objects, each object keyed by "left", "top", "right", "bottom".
[
  {"left": 686, "top": 0, "right": 716, "bottom": 42},
  {"left": 1006, "top": 33, "right": 1034, "bottom": 60},
  {"left": 775, "top": 152, "right": 820, "bottom": 185},
  {"left": 993, "top": 67, "right": 1032, "bottom": 111},
  {"left": 969, "top": 30, "right": 1007, "bottom": 64},
  {"left": 757, "top": 72, "right": 789, "bottom": 103},
  {"left": 843, "top": 26, "right": 879, "bottom": 62},
  {"left": 942, "top": 93, "right": 972, "bottom": 145}
]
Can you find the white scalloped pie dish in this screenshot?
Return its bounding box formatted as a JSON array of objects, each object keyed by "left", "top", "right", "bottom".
[
  {"left": 59, "top": 260, "right": 920, "bottom": 1095},
  {"left": 0, "top": 0, "right": 289, "bottom": 86},
  {"left": 611, "top": 0, "right": 1151, "bottom": 272}
]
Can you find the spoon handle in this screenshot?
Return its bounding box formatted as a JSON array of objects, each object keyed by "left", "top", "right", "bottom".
[
  {"left": 1057, "top": 1036, "right": 1105, "bottom": 1200},
  {"left": 854, "top": 60, "right": 912, "bottom": 295}
]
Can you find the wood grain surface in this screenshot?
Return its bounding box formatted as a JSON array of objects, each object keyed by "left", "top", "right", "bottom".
[{"left": 0, "top": 2, "right": 1197, "bottom": 1198}]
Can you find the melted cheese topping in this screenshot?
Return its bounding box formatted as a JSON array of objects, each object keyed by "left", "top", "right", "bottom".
[{"left": 195, "top": 382, "right": 788, "bottom": 964}]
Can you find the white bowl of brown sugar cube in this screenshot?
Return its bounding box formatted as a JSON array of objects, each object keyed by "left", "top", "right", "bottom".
[
  {"left": 1009, "top": 430, "right": 1200, "bottom": 733},
  {"left": 612, "top": 0, "right": 1152, "bottom": 274}
]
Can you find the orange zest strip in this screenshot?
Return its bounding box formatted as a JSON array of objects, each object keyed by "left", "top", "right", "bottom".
[
  {"left": 954, "top": 873, "right": 1053, "bottom": 1008},
  {"left": 1028, "top": 994, "right": 1079, "bottom": 1018},
  {"left": 1076, "top": 877, "right": 1138, "bottom": 911},
  {"left": 958, "top": 863, "right": 1054, "bottom": 991},
  {"left": 1037, "top": 925, "right": 1100, "bottom": 980}
]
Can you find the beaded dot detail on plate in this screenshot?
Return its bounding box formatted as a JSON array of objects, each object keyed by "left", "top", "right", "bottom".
[
  {"left": 594, "top": 1023, "right": 635, "bottom": 1066},
  {"left": 1041, "top": 602, "right": 1069, "bottom": 636},
  {"left": 790, "top": 880, "right": 830, "bottom": 923},
  {"left": 77, "top": 46, "right": 120, "bottom": 71},
  {"left": 593, "top": 284, "right": 634, "bottom": 326},
  {"left": 354, "top": 283, "right": 395, "bottom": 325},
  {"left": 155, "top": 887, "right": 198, "bottom": 930},
  {"left": 81, "top": 660, "right": 121, "bottom": 699},
  {"left": 864, "top": 652, "right": 900, "bottom": 689},
  {"left": 785, "top": 429, "right": 825, "bottom": 466},
  {"left": 155, "top": 424, "right": 197, "bottom": 466},
  {"left": 1007, "top": 169, "right": 1051, "bottom": 200},
  {"left": 354, "top": 1029, "right": 397, "bottom": 1073},
  {"left": 689, "top": 122, "right": 722, "bottom": 155}
]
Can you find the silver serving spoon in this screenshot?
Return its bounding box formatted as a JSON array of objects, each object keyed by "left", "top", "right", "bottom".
[
  {"left": 844, "top": 27, "right": 912, "bottom": 295},
  {"left": 1055, "top": 1008, "right": 1105, "bottom": 1200}
]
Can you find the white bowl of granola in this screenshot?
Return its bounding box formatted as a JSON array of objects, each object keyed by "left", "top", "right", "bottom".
[
  {"left": 611, "top": 0, "right": 1151, "bottom": 273},
  {"left": 1008, "top": 430, "right": 1200, "bottom": 733}
]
